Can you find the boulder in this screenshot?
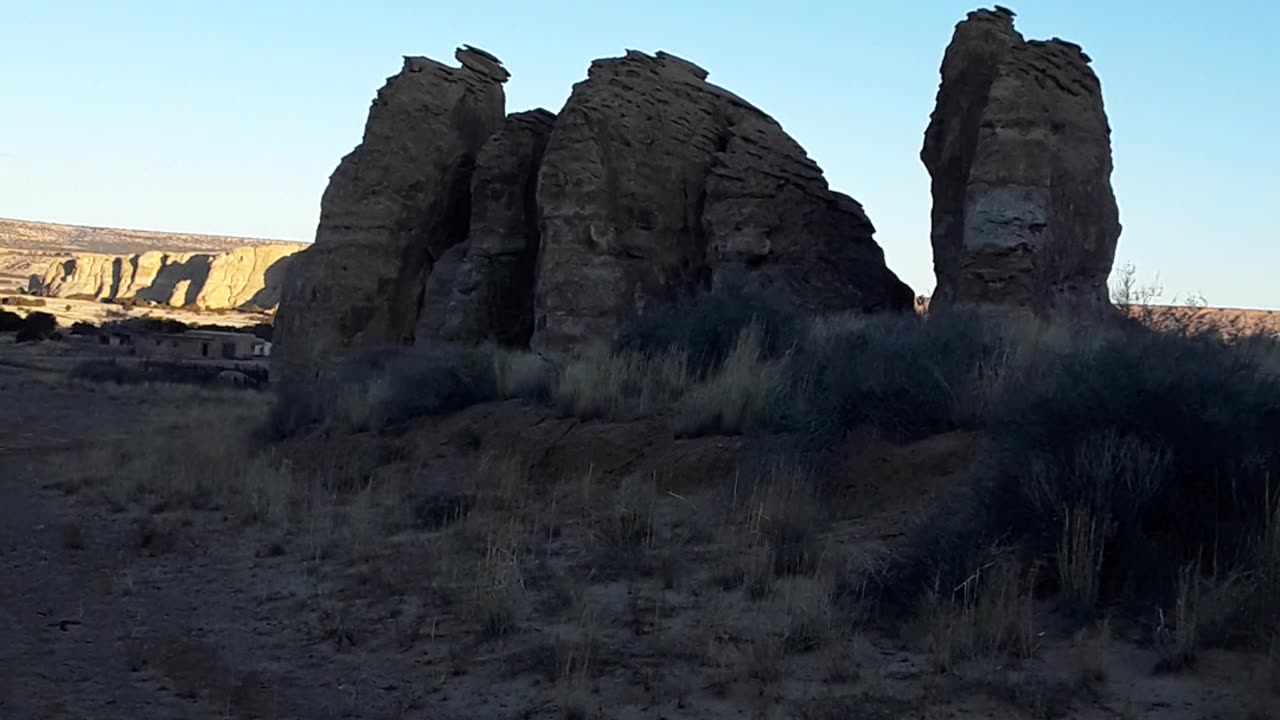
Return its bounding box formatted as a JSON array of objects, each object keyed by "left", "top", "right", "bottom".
[
  {"left": 532, "top": 50, "right": 911, "bottom": 351},
  {"left": 415, "top": 109, "right": 557, "bottom": 345},
  {"left": 273, "top": 47, "right": 508, "bottom": 384},
  {"left": 922, "top": 7, "right": 1121, "bottom": 315}
]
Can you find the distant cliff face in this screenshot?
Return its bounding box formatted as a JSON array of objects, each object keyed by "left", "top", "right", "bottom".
[
  {"left": 0, "top": 218, "right": 307, "bottom": 308},
  {"left": 37, "top": 244, "right": 302, "bottom": 311}
]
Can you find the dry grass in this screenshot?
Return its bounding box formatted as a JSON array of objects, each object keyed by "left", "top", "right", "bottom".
[
  {"left": 1248, "top": 637, "right": 1280, "bottom": 720},
  {"left": 1069, "top": 619, "right": 1111, "bottom": 688},
  {"left": 64, "top": 386, "right": 294, "bottom": 524},
  {"left": 1057, "top": 505, "right": 1108, "bottom": 611},
  {"left": 776, "top": 576, "right": 836, "bottom": 653},
  {"left": 714, "top": 461, "right": 829, "bottom": 604},
  {"left": 585, "top": 476, "right": 657, "bottom": 579},
  {"left": 493, "top": 347, "right": 555, "bottom": 400},
  {"left": 922, "top": 553, "right": 1039, "bottom": 672},
  {"left": 33, "top": 301, "right": 1280, "bottom": 718},
  {"left": 553, "top": 348, "right": 693, "bottom": 420},
  {"left": 743, "top": 462, "right": 828, "bottom": 578},
  {"left": 468, "top": 527, "right": 526, "bottom": 639},
  {"left": 672, "top": 323, "right": 788, "bottom": 437}
]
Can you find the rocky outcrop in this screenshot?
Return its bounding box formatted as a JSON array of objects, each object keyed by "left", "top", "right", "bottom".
[
  {"left": 37, "top": 244, "right": 301, "bottom": 310},
  {"left": 273, "top": 48, "right": 509, "bottom": 383},
  {"left": 415, "top": 109, "right": 556, "bottom": 345},
  {"left": 275, "top": 47, "right": 912, "bottom": 379},
  {"left": 532, "top": 50, "right": 912, "bottom": 350},
  {"left": 922, "top": 7, "right": 1120, "bottom": 315},
  {"left": 703, "top": 112, "right": 912, "bottom": 316}
]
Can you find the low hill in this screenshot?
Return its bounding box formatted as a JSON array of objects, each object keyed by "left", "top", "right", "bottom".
[
  {"left": 0, "top": 218, "right": 307, "bottom": 312},
  {"left": 0, "top": 217, "right": 302, "bottom": 255}
]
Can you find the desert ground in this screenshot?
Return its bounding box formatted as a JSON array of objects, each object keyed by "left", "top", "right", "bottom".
[
  {"left": 0, "top": 294, "right": 276, "bottom": 333},
  {"left": 2, "top": 306, "right": 1277, "bottom": 720}
]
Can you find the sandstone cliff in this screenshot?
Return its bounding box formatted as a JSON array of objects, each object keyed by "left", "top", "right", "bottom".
[
  {"left": 416, "top": 109, "right": 556, "bottom": 346},
  {"left": 274, "top": 47, "right": 911, "bottom": 382},
  {"left": 532, "top": 50, "right": 912, "bottom": 350},
  {"left": 273, "top": 47, "right": 509, "bottom": 384},
  {"left": 922, "top": 7, "right": 1120, "bottom": 315},
  {"left": 0, "top": 217, "right": 304, "bottom": 299},
  {"left": 38, "top": 244, "right": 301, "bottom": 311}
]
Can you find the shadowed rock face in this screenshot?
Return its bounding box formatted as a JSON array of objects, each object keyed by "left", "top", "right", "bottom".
[
  {"left": 532, "top": 50, "right": 912, "bottom": 351},
  {"left": 276, "top": 47, "right": 912, "bottom": 379},
  {"left": 416, "top": 109, "right": 556, "bottom": 346},
  {"left": 273, "top": 48, "right": 508, "bottom": 383},
  {"left": 922, "top": 7, "right": 1120, "bottom": 316}
]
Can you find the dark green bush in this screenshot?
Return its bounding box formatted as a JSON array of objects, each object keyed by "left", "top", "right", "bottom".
[
  {"left": 889, "top": 329, "right": 1280, "bottom": 639},
  {"left": 613, "top": 283, "right": 803, "bottom": 375},
  {"left": 72, "top": 358, "right": 268, "bottom": 387},
  {"left": 785, "top": 309, "right": 1019, "bottom": 444},
  {"left": 99, "top": 317, "right": 189, "bottom": 335},
  {"left": 266, "top": 343, "right": 498, "bottom": 438},
  {"left": 0, "top": 309, "right": 21, "bottom": 332},
  {"left": 1, "top": 295, "right": 46, "bottom": 308}
]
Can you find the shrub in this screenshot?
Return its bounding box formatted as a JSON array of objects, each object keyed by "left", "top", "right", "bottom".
[
  {"left": 15, "top": 311, "right": 57, "bottom": 343},
  {"left": 493, "top": 348, "right": 555, "bottom": 402},
  {"left": 553, "top": 349, "right": 692, "bottom": 420},
  {"left": 673, "top": 322, "right": 790, "bottom": 437},
  {"left": 613, "top": 283, "right": 802, "bottom": 375},
  {"left": 71, "top": 358, "right": 268, "bottom": 387},
  {"left": 786, "top": 308, "right": 1026, "bottom": 444},
  {"left": 0, "top": 309, "right": 20, "bottom": 332},
  {"left": 891, "top": 329, "right": 1280, "bottom": 643},
  {"left": 267, "top": 343, "right": 498, "bottom": 437},
  {"left": 1, "top": 295, "right": 46, "bottom": 308},
  {"left": 100, "top": 317, "right": 189, "bottom": 335},
  {"left": 191, "top": 321, "right": 273, "bottom": 341},
  {"left": 71, "top": 359, "right": 144, "bottom": 384}
]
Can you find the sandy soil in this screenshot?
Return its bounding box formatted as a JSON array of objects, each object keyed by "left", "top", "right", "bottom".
[{"left": 0, "top": 339, "right": 1273, "bottom": 720}]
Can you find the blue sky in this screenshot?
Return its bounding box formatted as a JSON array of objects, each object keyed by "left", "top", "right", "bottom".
[{"left": 2, "top": 1, "right": 1277, "bottom": 308}]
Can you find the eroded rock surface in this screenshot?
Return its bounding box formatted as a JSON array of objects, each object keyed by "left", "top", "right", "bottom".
[
  {"left": 277, "top": 47, "right": 912, "bottom": 377},
  {"left": 38, "top": 244, "right": 300, "bottom": 310},
  {"left": 274, "top": 48, "right": 508, "bottom": 383},
  {"left": 415, "top": 109, "right": 556, "bottom": 345},
  {"left": 533, "top": 50, "right": 911, "bottom": 351},
  {"left": 922, "top": 6, "right": 1120, "bottom": 315}
]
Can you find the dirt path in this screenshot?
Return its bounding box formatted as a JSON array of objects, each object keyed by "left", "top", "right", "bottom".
[
  {"left": 0, "top": 367, "right": 194, "bottom": 718},
  {"left": 0, "top": 367, "right": 361, "bottom": 720}
]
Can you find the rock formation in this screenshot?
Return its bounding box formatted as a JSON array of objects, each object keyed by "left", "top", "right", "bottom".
[
  {"left": 532, "top": 50, "right": 912, "bottom": 350},
  {"left": 273, "top": 48, "right": 509, "bottom": 383},
  {"left": 922, "top": 7, "right": 1120, "bottom": 315},
  {"left": 415, "top": 109, "right": 556, "bottom": 345},
  {"left": 37, "top": 244, "right": 301, "bottom": 310},
  {"left": 275, "top": 47, "right": 912, "bottom": 381}
]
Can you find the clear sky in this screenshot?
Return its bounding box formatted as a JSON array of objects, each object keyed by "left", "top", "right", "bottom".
[{"left": 2, "top": 1, "right": 1277, "bottom": 308}]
